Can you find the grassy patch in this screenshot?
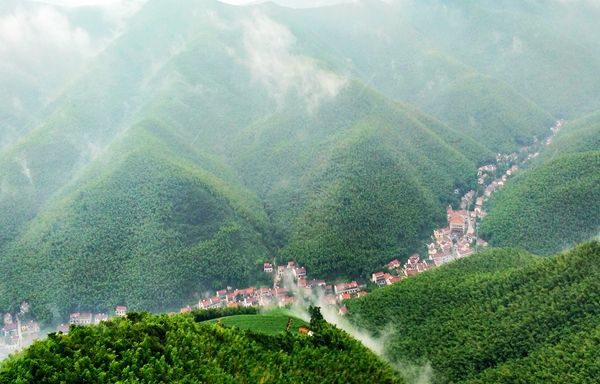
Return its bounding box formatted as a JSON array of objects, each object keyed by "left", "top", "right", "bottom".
[{"left": 208, "top": 310, "right": 310, "bottom": 335}]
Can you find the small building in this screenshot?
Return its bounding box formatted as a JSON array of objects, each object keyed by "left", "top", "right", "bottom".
[
  {"left": 94, "top": 313, "right": 108, "bottom": 324},
  {"left": 388, "top": 259, "right": 401, "bottom": 270},
  {"left": 115, "top": 306, "right": 127, "bottom": 317},
  {"left": 69, "top": 313, "right": 81, "bottom": 325},
  {"left": 386, "top": 275, "right": 403, "bottom": 285},
  {"left": 298, "top": 326, "right": 313, "bottom": 336},
  {"left": 371, "top": 272, "right": 387, "bottom": 286},
  {"left": 263, "top": 262, "right": 273, "bottom": 273},
  {"left": 339, "top": 292, "right": 352, "bottom": 302},
  {"left": 294, "top": 267, "right": 306, "bottom": 278},
  {"left": 21, "top": 320, "right": 40, "bottom": 335},
  {"left": 449, "top": 214, "right": 466, "bottom": 235},
  {"left": 79, "top": 313, "right": 93, "bottom": 325},
  {"left": 243, "top": 297, "right": 258, "bottom": 307},
  {"left": 334, "top": 281, "right": 359, "bottom": 295}
]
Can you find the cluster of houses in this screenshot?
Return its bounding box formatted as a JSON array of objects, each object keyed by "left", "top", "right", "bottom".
[
  {"left": 61, "top": 306, "right": 128, "bottom": 333},
  {"left": 1, "top": 302, "right": 40, "bottom": 353},
  {"left": 182, "top": 124, "right": 568, "bottom": 316},
  {"left": 371, "top": 254, "right": 435, "bottom": 287},
  {"left": 178, "top": 261, "right": 370, "bottom": 314}
]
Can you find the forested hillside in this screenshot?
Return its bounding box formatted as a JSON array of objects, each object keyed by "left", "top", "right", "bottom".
[
  {"left": 347, "top": 242, "right": 600, "bottom": 384},
  {"left": 0, "top": 121, "right": 274, "bottom": 321},
  {"left": 481, "top": 114, "right": 600, "bottom": 254},
  {"left": 234, "top": 84, "right": 483, "bottom": 279},
  {"left": 1, "top": 0, "right": 599, "bottom": 321},
  {"left": 0, "top": 311, "right": 402, "bottom": 384},
  {"left": 541, "top": 111, "right": 600, "bottom": 161}
]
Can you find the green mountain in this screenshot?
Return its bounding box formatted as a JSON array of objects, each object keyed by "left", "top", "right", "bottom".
[
  {"left": 272, "top": 1, "right": 557, "bottom": 154},
  {"left": 419, "top": 74, "right": 554, "bottom": 153},
  {"left": 0, "top": 310, "right": 402, "bottom": 384},
  {"left": 1, "top": 0, "right": 599, "bottom": 321},
  {"left": 480, "top": 114, "right": 600, "bottom": 254},
  {"left": 346, "top": 241, "right": 600, "bottom": 384},
  {"left": 0, "top": 121, "right": 274, "bottom": 321},
  {"left": 542, "top": 111, "right": 600, "bottom": 161},
  {"left": 234, "top": 83, "right": 486, "bottom": 279}
]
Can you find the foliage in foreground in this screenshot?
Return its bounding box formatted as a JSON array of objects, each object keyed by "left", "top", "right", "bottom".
[{"left": 0, "top": 311, "right": 402, "bottom": 384}]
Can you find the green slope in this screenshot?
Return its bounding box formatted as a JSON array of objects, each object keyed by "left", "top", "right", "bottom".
[
  {"left": 480, "top": 151, "right": 599, "bottom": 254},
  {"left": 234, "top": 83, "right": 483, "bottom": 278},
  {"left": 346, "top": 241, "right": 600, "bottom": 384},
  {"left": 407, "top": 0, "right": 600, "bottom": 119},
  {"left": 0, "top": 122, "right": 272, "bottom": 321},
  {"left": 0, "top": 312, "right": 403, "bottom": 384},
  {"left": 271, "top": 1, "right": 556, "bottom": 153},
  {"left": 542, "top": 111, "right": 600, "bottom": 161},
  {"left": 420, "top": 74, "right": 554, "bottom": 153},
  {"left": 208, "top": 309, "right": 310, "bottom": 335},
  {"left": 480, "top": 114, "right": 600, "bottom": 255}
]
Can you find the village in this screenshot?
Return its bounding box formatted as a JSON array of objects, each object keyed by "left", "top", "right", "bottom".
[{"left": 1, "top": 121, "right": 563, "bottom": 359}]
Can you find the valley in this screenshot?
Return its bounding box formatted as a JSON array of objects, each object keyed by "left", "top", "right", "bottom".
[{"left": 0, "top": 0, "right": 599, "bottom": 382}]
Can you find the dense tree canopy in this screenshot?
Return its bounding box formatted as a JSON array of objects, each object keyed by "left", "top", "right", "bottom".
[
  {"left": 347, "top": 242, "right": 600, "bottom": 383},
  {"left": 0, "top": 311, "right": 402, "bottom": 384}
]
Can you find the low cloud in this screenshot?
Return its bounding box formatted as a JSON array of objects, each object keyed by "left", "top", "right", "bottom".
[
  {"left": 240, "top": 12, "right": 347, "bottom": 111},
  {"left": 0, "top": 6, "right": 93, "bottom": 60}
]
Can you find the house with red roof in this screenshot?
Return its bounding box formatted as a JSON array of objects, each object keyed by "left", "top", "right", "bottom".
[
  {"left": 263, "top": 262, "right": 273, "bottom": 273},
  {"left": 69, "top": 313, "right": 81, "bottom": 325},
  {"left": 294, "top": 267, "right": 306, "bottom": 278},
  {"left": 386, "top": 275, "right": 403, "bottom": 285},
  {"left": 388, "top": 259, "right": 401, "bottom": 270},
  {"left": 94, "top": 313, "right": 108, "bottom": 324},
  {"left": 115, "top": 306, "right": 127, "bottom": 317},
  {"left": 334, "top": 281, "right": 359, "bottom": 295}
]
